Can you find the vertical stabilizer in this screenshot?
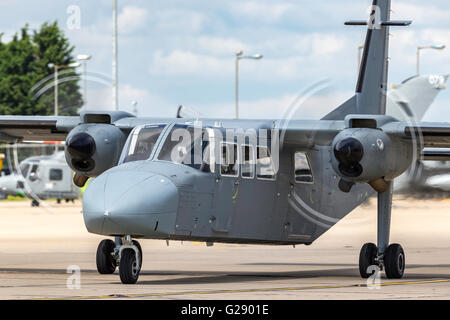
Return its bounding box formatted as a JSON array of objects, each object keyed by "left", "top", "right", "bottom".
[
  {"left": 355, "top": 0, "right": 391, "bottom": 115},
  {"left": 322, "top": 0, "right": 411, "bottom": 120}
]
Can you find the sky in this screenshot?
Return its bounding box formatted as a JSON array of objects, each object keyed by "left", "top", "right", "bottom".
[{"left": 1, "top": 0, "right": 450, "bottom": 120}]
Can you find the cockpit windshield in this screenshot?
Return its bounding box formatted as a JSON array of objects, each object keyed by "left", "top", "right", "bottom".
[{"left": 121, "top": 124, "right": 165, "bottom": 163}]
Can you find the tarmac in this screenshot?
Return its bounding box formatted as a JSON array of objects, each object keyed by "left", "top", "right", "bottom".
[{"left": 0, "top": 196, "right": 450, "bottom": 300}]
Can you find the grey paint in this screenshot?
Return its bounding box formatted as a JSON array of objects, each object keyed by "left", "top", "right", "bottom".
[{"left": 1, "top": 0, "right": 450, "bottom": 249}]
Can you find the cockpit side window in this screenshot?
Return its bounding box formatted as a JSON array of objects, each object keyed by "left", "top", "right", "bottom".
[
  {"left": 19, "top": 163, "right": 30, "bottom": 178},
  {"left": 121, "top": 125, "right": 165, "bottom": 163},
  {"left": 158, "top": 125, "right": 211, "bottom": 171}
]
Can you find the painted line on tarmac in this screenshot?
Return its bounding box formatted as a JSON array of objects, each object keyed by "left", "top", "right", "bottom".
[{"left": 38, "top": 278, "right": 450, "bottom": 300}]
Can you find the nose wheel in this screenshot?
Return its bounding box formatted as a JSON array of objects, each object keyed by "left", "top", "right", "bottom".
[
  {"left": 96, "top": 239, "right": 117, "bottom": 274},
  {"left": 96, "top": 236, "right": 143, "bottom": 284},
  {"left": 358, "top": 181, "right": 405, "bottom": 279},
  {"left": 119, "top": 248, "right": 140, "bottom": 284}
]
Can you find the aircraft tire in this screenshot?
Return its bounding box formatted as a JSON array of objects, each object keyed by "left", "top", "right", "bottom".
[
  {"left": 359, "top": 243, "right": 377, "bottom": 278},
  {"left": 384, "top": 244, "right": 405, "bottom": 279},
  {"left": 132, "top": 240, "right": 143, "bottom": 269},
  {"left": 119, "top": 248, "right": 140, "bottom": 284},
  {"left": 96, "top": 239, "right": 117, "bottom": 274},
  {"left": 31, "top": 199, "right": 40, "bottom": 207}
]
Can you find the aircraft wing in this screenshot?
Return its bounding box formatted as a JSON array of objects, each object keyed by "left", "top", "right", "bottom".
[
  {"left": 281, "top": 119, "right": 450, "bottom": 150},
  {"left": 2, "top": 114, "right": 450, "bottom": 152},
  {"left": 383, "top": 121, "right": 450, "bottom": 148},
  {"left": 278, "top": 120, "right": 346, "bottom": 147},
  {"left": 0, "top": 116, "right": 80, "bottom": 142},
  {"left": 421, "top": 148, "right": 450, "bottom": 161}
]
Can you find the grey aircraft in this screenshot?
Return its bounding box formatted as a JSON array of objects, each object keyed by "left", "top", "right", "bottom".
[
  {"left": 0, "top": 151, "right": 80, "bottom": 206},
  {"left": 387, "top": 75, "right": 450, "bottom": 192},
  {"left": 1, "top": 0, "right": 450, "bottom": 284}
]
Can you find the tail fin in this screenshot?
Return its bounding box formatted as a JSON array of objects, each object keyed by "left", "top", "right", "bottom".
[
  {"left": 387, "top": 75, "right": 448, "bottom": 121},
  {"left": 322, "top": 0, "right": 411, "bottom": 120}
]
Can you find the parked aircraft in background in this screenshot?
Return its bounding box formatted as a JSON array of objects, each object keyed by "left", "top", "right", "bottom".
[
  {"left": 0, "top": 152, "right": 80, "bottom": 206},
  {"left": 387, "top": 75, "right": 450, "bottom": 192}
]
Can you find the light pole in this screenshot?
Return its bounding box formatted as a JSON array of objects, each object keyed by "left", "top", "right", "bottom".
[
  {"left": 48, "top": 62, "right": 79, "bottom": 151},
  {"left": 112, "top": 0, "right": 119, "bottom": 111},
  {"left": 77, "top": 54, "right": 91, "bottom": 109},
  {"left": 235, "top": 51, "right": 263, "bottom": 119},
  {"left": 416, "top": 44, "right": 446, "bottom": 75},
  {"left": 48, "top": 62, "right": 80, "bottom": 117},
  {"left": 132, "top": 100, "right": 138, "bottom": 116}
]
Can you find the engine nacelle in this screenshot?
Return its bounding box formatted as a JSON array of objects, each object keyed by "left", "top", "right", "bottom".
[
  {"left": 331, "top": 128, "right": 414, "bottom": 191},
  {"left": 65, "top": 124, "right": 127, "bottom": 178}
]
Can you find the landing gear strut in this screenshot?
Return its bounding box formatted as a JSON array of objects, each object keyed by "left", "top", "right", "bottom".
[
  {"left": 358, "top": 181, "right": 405, "bottom": 279},
  {"left": 95, "top": 236, "right": 143, "bottom": 284}
]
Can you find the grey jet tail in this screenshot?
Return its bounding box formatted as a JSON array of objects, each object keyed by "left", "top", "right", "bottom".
[{"left": 387, "top": 75, "right": 449, "bottom": 121}]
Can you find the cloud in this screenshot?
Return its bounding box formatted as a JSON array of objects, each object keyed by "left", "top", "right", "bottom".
[
  {"left": 393, "top": 2, "right": 450, "bottom": 26},
  {"left": 148, "top": 30, "right": 352, "bottom": 81},
  {"left": 195, "top": 36, "right": 251, "bottom": 56},
  {"left": 192, "top": 90, "right": 353, "bottom": 119},
  {"left": 83, "top": 84, "right": 176, "bottom": 117},
  {"left": 150, "top": 50, "right": 231, "bottom": 76},
  {"left": 118, "top": 6, "right": 149, "bottom": 34},
  {"left": 153, "top": 9, "right": 207, "bottom": 34},
  {"left": 229, "top": 1, "right": 293, "bottom": 23}
]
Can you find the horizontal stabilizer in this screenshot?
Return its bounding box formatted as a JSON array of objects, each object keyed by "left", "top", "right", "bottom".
[{"left": 345, "top": 20, "right": 412, "bottom": 27}]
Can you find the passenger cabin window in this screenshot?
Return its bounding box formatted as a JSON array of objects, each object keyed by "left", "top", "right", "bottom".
[
  {"left": 256, "top": 146, "right": 276, "bottom": 180},
  {"left": 49, "top": 169, "right": 63, "bottom": 181},
  {"left": 241, "top": 145, "right": 254, "bottom": 179},
  {"left": 158, "top": 125, "right": 212, "bottom": 172},
  {"left": 122, "top": 125, "right": 165, "bottom": 163},
  {"left": 220, "top": 143, "right": 238, "bottom": 177},
  {"left": 294, "top": 152, "right": 313, "bottom": 183}
]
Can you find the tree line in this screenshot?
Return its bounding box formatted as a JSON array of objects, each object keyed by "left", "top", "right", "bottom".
[{"left": 0, "top": 22, "right": 82, "bottom": 116}]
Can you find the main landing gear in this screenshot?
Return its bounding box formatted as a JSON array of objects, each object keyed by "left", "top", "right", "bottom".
[
  {"left": 359, "top": 181, "right": 405, "bottom": 279},
  {"left": 96, "top": 236, "right": 143, "bottom": 284}
]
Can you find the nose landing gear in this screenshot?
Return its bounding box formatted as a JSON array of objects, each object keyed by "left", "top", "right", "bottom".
[
  {"left": 96, "top": 239, "right": 117, "bottom": 274},
  {"left": 95, "top": 236, "right": 143, "bottom": 284},
  {"left": 358, "top": 181, "right": 405, "bottom": 279}
]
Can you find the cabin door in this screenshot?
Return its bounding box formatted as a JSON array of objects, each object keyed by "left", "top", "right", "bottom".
[{"left": 212, "top": 142, "right": 239, "bottom": 233}]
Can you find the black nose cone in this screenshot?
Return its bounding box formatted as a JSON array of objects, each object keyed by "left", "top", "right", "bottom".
[
  {"left": 334, "top": 138, "right": 364, "bottom": 178},
  {"left": 67, "top": 133, "right": 96, "bottom": 159}
]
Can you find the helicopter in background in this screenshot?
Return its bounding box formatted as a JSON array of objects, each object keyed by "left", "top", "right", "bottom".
[{"left": 0, "top": 151, "right": 80, "bottom": 206}]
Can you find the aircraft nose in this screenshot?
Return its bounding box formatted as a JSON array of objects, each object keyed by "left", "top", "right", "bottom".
[{"left": 83, "top": 168, "right": 178, "bottom": 236}]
